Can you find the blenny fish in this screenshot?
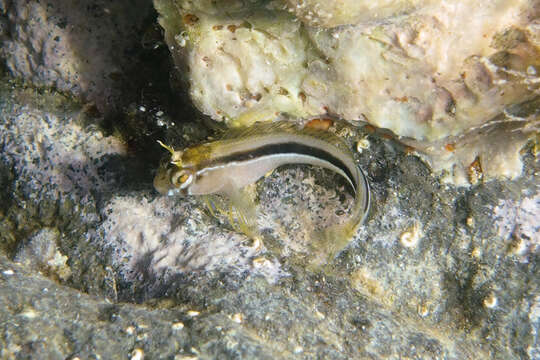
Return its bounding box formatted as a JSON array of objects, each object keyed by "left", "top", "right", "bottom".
[{"left": 154, "top": 121, "right": 370, "bottom": 265}]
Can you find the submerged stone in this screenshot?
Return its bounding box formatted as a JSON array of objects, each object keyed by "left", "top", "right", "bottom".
[{"left": 155, "top": 0, "right": 539, "bottom": 183}]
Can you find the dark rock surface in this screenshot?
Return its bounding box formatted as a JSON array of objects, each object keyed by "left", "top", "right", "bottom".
[
  {"left": 0, "top": 1, "right": 538, "bottom": 359},
  {"left": 0, "top": 75, "right": 538, "bottom": 359},
  {"left": 0, "top": 0, "right": 155, "bottom": 114}
]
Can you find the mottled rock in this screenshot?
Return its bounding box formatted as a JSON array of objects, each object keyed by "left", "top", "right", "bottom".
[
  {"left": 0, "top": 1, "right": 539, "bottom": 359},
  {"left": 0, "top": 73, "right": 538, "bottom": 359},
  {"left": 14, "top": 227, "right": 72, "bottom": 280},
  {"left": 0, "top": 0, "right": 153, "bottom": 113},
  {"left": 281, "top": 0, "right": 429, "bottom": 28}
]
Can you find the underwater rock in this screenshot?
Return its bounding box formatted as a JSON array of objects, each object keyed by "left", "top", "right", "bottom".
[
  {"left": 0, "top": 0, "right": 152, "bottom": 113},
  {"left": 155, "top": 0, "right": 539, "bottom": 183},
  {"left": 14, "top": 227, "right": 72, "bottom": 281},
  {"left": 0, "top": 2, "right": 538, "bottom": 359},
  {"left": 0, "top": 58, "right": 539, "bottom": 360},
  {"left": 281, "top": 0, "right": 431, "bottom": 28}
]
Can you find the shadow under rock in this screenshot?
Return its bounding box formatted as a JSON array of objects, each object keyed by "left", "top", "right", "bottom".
[
  {"left": 126, "top": 251, "right": 191, "bottom": 303},
  {"left": 26, "top": 0, "right": 153, "bottom": 114},
  {"left": 123, "top": 257, "right": 244, "bottom": 305}
]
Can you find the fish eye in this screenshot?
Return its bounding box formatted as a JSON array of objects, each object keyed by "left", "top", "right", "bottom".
[{"left": 171, "top": 169, "right": 193, "bottom": 189}]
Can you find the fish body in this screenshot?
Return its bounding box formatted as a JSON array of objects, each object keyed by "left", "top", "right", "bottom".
[{"left": 154, "top": 121, "right": 370, "bottom": 261}]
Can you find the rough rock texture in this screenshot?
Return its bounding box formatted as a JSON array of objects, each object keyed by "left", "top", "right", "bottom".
[
  {"left": 281, "top": 0, "right": 431, "bottom": 28},
  {"left": 155, "top": 0, "right": 539, "bottom": 183},
  {"left": 0, "top": 1, "right": 539, "bottom": 359},
  {"left": 0, "top": 0, "right": 153, "bottom": 114},
  {"left": 0, "top": 74, "right": 538, "bottom": 359},
  {"left": 156, "top": 0, "right": 539, "bottom": 139}
]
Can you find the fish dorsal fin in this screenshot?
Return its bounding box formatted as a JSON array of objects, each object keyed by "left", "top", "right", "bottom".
[
  {"left": 219, "top": 120, "right": 299, "bottom": 140},
  {"left": 299, "top": 123, "right": 353, "bottom": 153},
  {"left": 220, "top": 120, "right": 352, "bottom": 153}
]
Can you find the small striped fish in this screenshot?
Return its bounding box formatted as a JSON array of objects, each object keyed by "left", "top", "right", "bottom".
[{"left": 154, "top": 121, "right": 370, "bottom": 263}]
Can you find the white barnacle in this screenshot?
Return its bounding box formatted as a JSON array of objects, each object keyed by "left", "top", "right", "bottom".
[
  {"left": 231, "top": 313, "right": 243, "bottom": 323},
  {"left": 172, "top": 322, "right": 185, "bottom": 330},
  {"left": 417, "top": 303, "right": 429, "bottom": 317},
  {"left": 400, "top": 223, "right": 421, "bottom": 248},
  {"left": 356, "top": 137, "right": 370, "bottom": 153},
  {"left": 483, "top": 293, "right": 498, "bottom": 309},
  {"left": 174, "top": 31, "right": 189, "bottom": 47},
  {"left": 130, "top": 348, "right": 144, "bottom": 360}
]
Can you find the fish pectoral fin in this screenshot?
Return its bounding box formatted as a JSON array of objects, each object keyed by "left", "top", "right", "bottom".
[
  {"left": 213, "top": 186, "right": 260, "bottom": 239},
  {"left": 229, "top": 188, "right": 259, "bottom": 237},
  {"left": 201, "top": 194, "right": 252, "bottom": 233},
  {"left": 202, "top": 195, "right": 218, "bottom": 218}
]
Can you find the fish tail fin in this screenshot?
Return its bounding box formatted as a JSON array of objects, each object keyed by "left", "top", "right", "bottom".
[{"left": 307, "top": 220, "right": 359, "bottom": 270}]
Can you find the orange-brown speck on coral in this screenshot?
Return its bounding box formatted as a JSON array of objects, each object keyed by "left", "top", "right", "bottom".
[
  {"left": 212, "top": 25, "right": 223, "bottom": 30},
  {"left": 445, "top": 143, "right": 456, "bottom": 152},
  {"left": 183, "top": 14, "right": 199, "bottom": 26},
  {"left": 278, "top": 87, "right": 289, "bottom": 95},
  {"left": 364, "top": 124, "right": 376, "bottom": 134},
  {"left": 305, "top": 118, "right": 333, "bottom": 131},
  {"left": 227, "top": 24, "right": 238, "bottom": 33},
  {"left": 394, "top": 96, "right": 409, "bottom": 102}
]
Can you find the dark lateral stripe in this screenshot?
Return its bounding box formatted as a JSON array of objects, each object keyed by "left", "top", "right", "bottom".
[{"left": 205, "top": 142, "right": 357, "bottom": 190}]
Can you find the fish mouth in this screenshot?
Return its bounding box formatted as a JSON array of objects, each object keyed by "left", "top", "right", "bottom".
[{"left": 153, "top": 165, "right": 175, "bottom": 195}]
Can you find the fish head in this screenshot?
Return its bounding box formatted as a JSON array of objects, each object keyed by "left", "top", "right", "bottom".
[
  {"left": 154, "top": 141, "right": 196, "bottom": 196},
  {"left": 153, "top": 159, "right": 196, "bottom": 196}
]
